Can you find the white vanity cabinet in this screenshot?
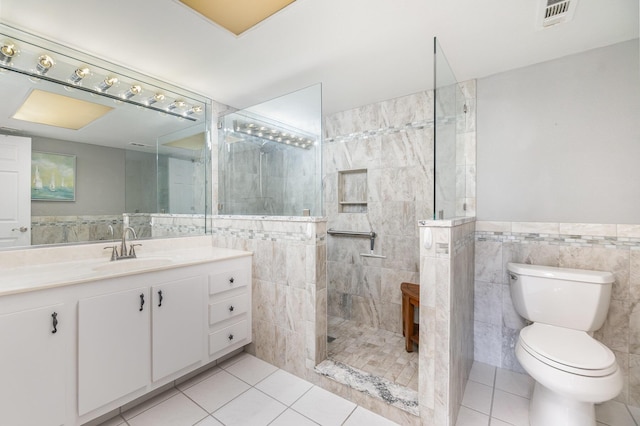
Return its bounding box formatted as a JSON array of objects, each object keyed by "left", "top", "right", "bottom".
[
  {"left": 208, "top": 258, "right": 252, "bottom": 357},
  {"left": 78, "top": 286, "right": 151, "bottom": 415},
  {"left": 0, "top": 302, "right": 68, "bottom": 426},
  {"left": 151, "top": 275, "right": 205, "bottom": 382}
]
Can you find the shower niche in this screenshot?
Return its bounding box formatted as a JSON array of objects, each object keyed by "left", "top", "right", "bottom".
[{"left": 338, "top": 169, "right": 367, "bottom": 213}]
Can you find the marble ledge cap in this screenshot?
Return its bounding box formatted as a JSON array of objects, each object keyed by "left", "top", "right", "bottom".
[{"left": 419, "top": 216, "right": 476, "bottom": 228}]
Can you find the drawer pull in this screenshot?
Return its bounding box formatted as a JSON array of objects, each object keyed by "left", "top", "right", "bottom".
[
  {"left": 228, "top": 305, "right": 234, "bottom": 312},
  {"left": 51, "top": 312, "right": 58, "bottom": 334},
  {"left": 229, "top": 277, "right": 235, "bottom": 285},
  {"left": 139, "top": 293, "right": 145, "bottom": 311},
  {"left": 228, "top": 333, "right": 234, "bottom": 341},
  {"left": 158, "top": 290, "right": 163, "bottom": 307}
]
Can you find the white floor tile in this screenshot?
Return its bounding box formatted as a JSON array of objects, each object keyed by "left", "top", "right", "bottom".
[
  {"left": 182, "top": 370, "right": 250, "bottom": 413},
  {"left": 176, "top": 366, "right": 221, "bottom": 391},
  {"left": 194, "top": 416, "right": 224, "bottom": 426},
  {"left": 494, "top": 369, "right": 533, "bottom": 399},
  {"left": 122, "top": 388, "right": 180, "bottom": 420},
  {"left": 224, "top": 354, "right": 279, "bottom": 385},
  {"left": 270, "top": 409, "right": 319, "bottom": 426},
  {"left": 291, "top": 386, "right": 357, "bottom": 426},
  {"left": 469, "top": 362, "right": 496, "bottom": 387},
  {"left": 595, "top": 400, "right": 636, "bottom": 426},
  {"left": 491, "top": 389, "right": 530, "bottom": 426},
  {"left": 343, "top": 406, "right": 400, "bottom": 425},
  {"left": 628, "top": 405, "right": 640, "bottom": 424},
  {"left": 127, "top": 393, "right": 208, "bottom": 426},
  {"left": 455, "top": 407, "right": 489, "bottom": 426},
  {"left": 255, "top": 369, "right": 314, "bottom": 406},
  {"left": 212, "top": 388, "right": 286, "bottom": 426},
  {"left": 489, "top": 419, "right": 513, "bottom": 426},
  {"left": 462, "top": 381, "right": 493, "bottom": 415}
]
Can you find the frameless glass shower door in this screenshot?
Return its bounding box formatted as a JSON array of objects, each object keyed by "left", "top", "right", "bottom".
[{"left": 434, "top": 37, "right": 464, "bottom": 220}]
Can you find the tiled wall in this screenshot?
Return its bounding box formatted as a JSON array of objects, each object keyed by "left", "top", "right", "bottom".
[
  {"left": 419, "top": 218, "right": 475, "bottom": 426},
  {"left": 31, "top": 215, "right": 123, "bottom": 245},
  {"left": 323, "top": 83, "right": 476, "bottom": 334},
  {"left": 474, "top": 220, "right": 640, "bottom": 407},
  {"left": 209, "top": 216, "right": 327, "bottom": 379},
  {"left": 323, "top": 91, "right": 433, "bottom": 333}
]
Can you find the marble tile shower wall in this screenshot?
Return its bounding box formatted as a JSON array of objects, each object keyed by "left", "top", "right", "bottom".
[
  {"left": 419, "top": 219, "right": 475, "bottom": 426},
  {"left": 31, "top": 215, "right": 123, "bottom": 245},
  {"left": 323, "top": 91, "right": 434, "bottom": 333},
  {"left": 473, "top": 221, "right": 640, "bottom": 407},
  {"left": 209, "top": 216, "right": 328, "bottom": 379}
]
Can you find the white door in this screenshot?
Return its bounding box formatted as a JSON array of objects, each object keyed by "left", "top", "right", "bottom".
[
  {"left": 168, "top": 157, "right": 195, "bottom": 214},
  {"left": 0, "top": 134, "right": 31, "bottom": 247}
]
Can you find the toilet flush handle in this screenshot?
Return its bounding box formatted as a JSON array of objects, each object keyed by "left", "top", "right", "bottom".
[{"left": 509, "top": 273, "right": 518, "bottom": 281}]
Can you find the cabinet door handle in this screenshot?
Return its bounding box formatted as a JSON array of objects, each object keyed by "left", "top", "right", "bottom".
[
  {"left": 139, "top": 293, "right": 145, "bottom": 311},
  {"left": 228, "top": 305, "right": 234, "bottom": 312},
  {"left": 228, "top": 333, "right": 234, "bottom": 341},
  {"left": 158, "top": 290, "right": 163, "bottom": 307},
  {"left": 51, "top": 312, "right": 58, "bottom": 334},
  {"left": 229, "top": 277, "right": 235, "bottom": 285}
]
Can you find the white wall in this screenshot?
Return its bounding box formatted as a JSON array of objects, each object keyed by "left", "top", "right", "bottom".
[{"left": 476, "top": 39, "right": 640, "bottom": 224}]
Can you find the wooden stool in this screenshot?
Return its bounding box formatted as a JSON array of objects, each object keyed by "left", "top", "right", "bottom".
[{"left": 401, "top": 282, "right": 420, "bottom": 352}]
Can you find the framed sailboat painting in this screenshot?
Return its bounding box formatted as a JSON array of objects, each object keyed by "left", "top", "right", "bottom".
[{"left": 31, "top": 152, "right": 76, "bottom": 201}]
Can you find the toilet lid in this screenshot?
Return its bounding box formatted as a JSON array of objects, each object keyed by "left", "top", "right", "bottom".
[{"left": 519, "top": 323, "right": 617, "bottom": 377}]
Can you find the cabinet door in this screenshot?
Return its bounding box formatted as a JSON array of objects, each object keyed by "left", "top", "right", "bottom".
[
  {"left": 78, "top": 287, "right": 150, "bottom": 415},
  {"left": 152, "top": 276, "right": 204, "bottom": 381},
  {"left": 0, "top": 304, "right": 66, "bottom": 426}
]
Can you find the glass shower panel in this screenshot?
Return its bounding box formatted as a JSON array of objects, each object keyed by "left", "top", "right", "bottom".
[
  {"left": 434, "top": 37, "right": 464, "bottom": 220},
  {"left": 218, "top": 84, "right": 322, "bottom": 216}
]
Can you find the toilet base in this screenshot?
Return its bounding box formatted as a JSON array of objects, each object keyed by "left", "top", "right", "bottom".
[{"left": 530, "top": 381, "right": 596, "bottom": 426}]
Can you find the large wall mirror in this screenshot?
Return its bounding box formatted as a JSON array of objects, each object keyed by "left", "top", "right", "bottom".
[{"left": 0, "top": 23, "right": 212, "bottom": 249}]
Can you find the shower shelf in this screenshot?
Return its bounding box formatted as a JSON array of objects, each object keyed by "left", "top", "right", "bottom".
[{"left": 339, "top": 201, "right": 367, "bottom": 205}]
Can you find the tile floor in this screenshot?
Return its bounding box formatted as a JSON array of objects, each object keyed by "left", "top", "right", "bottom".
[
  {"left": 96, "top": 352, "right": 400, "bottom": 426},
  {"left": 327, "top": 316, "right": 419, "bottom": 391},
  {"left": 457, "top": 361, "right": 640, "bottom": 426}
]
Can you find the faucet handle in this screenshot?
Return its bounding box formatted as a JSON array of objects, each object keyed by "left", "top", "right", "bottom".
[
  {"left": 104, "top": 245, "right": 118, "bottom": 261},
  {"left": 129, "top": 243, "right": 142, "bottom": 257}
]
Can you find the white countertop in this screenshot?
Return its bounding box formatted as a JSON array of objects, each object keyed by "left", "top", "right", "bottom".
[{"left": 0, "top": 245, "right": 252, "bottom": 297}]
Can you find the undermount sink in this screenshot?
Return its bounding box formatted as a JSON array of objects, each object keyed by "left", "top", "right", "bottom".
[{"left": 92, "top": 257, "right": 174, "bottom": 273}]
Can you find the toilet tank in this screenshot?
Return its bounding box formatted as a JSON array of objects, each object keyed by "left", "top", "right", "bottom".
[{"left": 507, "top": 263, "right": 614, "bottom": 332}]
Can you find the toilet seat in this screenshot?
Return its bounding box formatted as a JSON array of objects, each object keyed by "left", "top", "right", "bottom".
[{"left": 519, "top": 323, "right": 617, "bottom": 377}]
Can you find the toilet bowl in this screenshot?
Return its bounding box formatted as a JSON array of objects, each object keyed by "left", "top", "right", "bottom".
[
  {"left": 516, "top": 323, "right": 622, "bottom": 426},
  {"left": 507, "top": 263, "right": 623, "bottom": 426}
]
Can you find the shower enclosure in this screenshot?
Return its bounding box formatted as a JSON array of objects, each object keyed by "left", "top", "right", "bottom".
[{"left": 218, "top": 84, "right": 322, "bottom": 216}]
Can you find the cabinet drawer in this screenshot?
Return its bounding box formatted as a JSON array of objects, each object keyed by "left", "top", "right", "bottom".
[
  {"left": 209, "top": 293, "right": 248, "bottom": 325},
  {"left": 209, "top": 320, "right": 248, "bottom": 355},
  {"left": 209, "top": 269, "right": 247, "bottom": 295}
]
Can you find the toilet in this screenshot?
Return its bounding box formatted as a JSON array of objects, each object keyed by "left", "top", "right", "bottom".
[{"left": 507, "top": 263, "right": 623, "bottom": 426}]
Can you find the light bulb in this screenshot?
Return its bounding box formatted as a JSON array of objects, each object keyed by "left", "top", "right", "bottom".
[
  {"left": 97, "top": 76, "right": 118, "bottom": 92},
  {"left": 145, "top": 93, "right": 165, "bottom": 106},
  {"left": 0, "top": 42, "right": 17, "bottom": 65},
  {"left": 69, "top": 67, "right": 90, "bottom": 84},
  {"left": 35, "top": 55, "right": 54, "bottom": 74},
  {"left": 122, "top": 84, "right": 142, "bottom": 99}
]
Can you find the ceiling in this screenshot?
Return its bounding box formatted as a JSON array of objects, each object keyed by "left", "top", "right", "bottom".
[{"left": 0, "top": 0, "right": 638, "bottom": 115}]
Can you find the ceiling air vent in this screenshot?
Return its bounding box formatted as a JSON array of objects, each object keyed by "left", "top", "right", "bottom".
[{"left": 537, "top": 0, "right": 578, "bottom": 29}]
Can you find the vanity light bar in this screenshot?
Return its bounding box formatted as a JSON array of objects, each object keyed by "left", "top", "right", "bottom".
[
  {"left": 0, "top": 34, "right": 205, "bottom": 122},
  {"left": 233, "top": 119, "right": 316, "bottom": 149}
]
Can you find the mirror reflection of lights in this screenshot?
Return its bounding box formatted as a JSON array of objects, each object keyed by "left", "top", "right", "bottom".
[
  {"left": 69, "top": 67, "right": 90, "bottom": 84},
  {"left": 167, "top": 100, "right": 185, "bottom": 111},
  {"left": 35, "top": 55, "right": 54, "bottom": 74},
  {"left": 0, "top": 42, "right": 17, "bottom": 64}
]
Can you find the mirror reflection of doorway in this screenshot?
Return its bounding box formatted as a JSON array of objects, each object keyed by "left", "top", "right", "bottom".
[{"left": 0, "top": 135, "right": 31, "bottom": 247}]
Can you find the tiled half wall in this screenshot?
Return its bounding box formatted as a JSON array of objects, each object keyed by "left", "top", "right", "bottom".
[
  {"left": 420, "top": 218, "right": 475, "bottom": 426},
  {"left": 209, "top": 216, "right": 328, "bottom": 378},
  {"left": 474, "top": 220, "right": 640, "bottom": 407}
]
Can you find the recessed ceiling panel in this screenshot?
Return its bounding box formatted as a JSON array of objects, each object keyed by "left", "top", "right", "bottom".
[
  {"left": 179, "top": 0, "right": 296, "bottom": 35},
  {"left": 12, "top": 89, "right": 113, "bottom": 130}
]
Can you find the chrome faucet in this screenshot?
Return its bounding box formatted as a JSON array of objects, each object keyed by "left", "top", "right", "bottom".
[{"left": 105, "top": 226, "right": 141, "bottom": 261}]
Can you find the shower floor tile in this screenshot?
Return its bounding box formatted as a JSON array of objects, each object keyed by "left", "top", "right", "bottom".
[{"left": 328, "top": 317, "right": 419, "bottom": 391}]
